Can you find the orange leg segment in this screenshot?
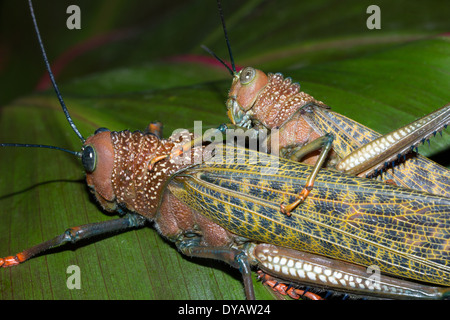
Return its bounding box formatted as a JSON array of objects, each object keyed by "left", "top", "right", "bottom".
[{"left": 280, "top": 134, "right": 334, "bottom": 216}]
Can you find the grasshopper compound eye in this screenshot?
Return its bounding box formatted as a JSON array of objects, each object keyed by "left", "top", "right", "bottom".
[
  {"left": 239, "top": 67, "right": 256, "bottom": 85},
  {"left": 82, "top": 129, "right": 110, "bottom": 173},
  {"left": 82, "top": 145, "right": 97, "bottom": 173}
]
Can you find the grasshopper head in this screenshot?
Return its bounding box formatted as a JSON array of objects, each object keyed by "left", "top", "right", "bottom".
[{"left": 82, "top": 127, "right": 200, "bottom": 218}]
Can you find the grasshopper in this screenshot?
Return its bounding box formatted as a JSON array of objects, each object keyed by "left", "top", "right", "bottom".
[
  {"left": 208, "top": 0, "right": 449, "bottom": 215},
  {"left": 2, "top": 1, "right": 450, "bottom": 300}
]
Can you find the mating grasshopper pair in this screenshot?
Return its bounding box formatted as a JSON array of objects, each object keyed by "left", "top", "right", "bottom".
[{"left": 0, "top": 1, "right": 449, "bottom": 299}]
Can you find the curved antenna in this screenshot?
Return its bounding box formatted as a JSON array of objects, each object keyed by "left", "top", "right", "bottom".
[
  {"left": 0, "top": 143, "right": 81, "bottom": 158},
  {"left": 216, "top": 0, "right": 236, "bottom": 74},
  {"left": 28, "top": 0, "right": 85, "bottom": 143}
]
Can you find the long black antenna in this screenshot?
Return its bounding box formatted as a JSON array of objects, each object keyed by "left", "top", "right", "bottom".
[
  {"left": 216, "top": 0, "right": 236, "bottom": 74},
  {"left": 28, "top": 0, "right": 85, "bottom": 143},
  {"left": 0, "top": 143, "right": 81, "bottom": 158}
]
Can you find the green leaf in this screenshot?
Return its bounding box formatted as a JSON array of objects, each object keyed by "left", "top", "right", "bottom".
[{"left": 0, "top": 0, "right": 449, "bottom": 300}]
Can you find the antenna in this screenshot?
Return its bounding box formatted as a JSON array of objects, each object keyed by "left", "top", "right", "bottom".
[
  {"left": 28, "top": 0, "right": 85, "bottom": 143},
  {"left": 216, "top": 0, "right": 236, "bottom": 74},
  {"left": 0, "top": 143, "right": 81, "bottom": 158},
  {"left": 0, "top": 2, "right": 85, "bottom": 158}
]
